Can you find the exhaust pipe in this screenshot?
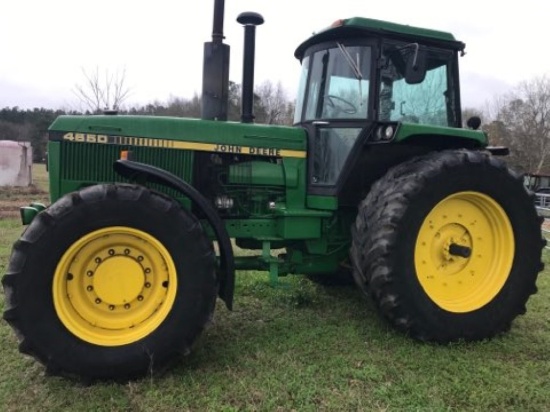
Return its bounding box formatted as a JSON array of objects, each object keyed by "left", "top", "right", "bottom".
[
  {"left": 237, "top": 12, "right": 264, "bottom": 123},
  {"left": 201, "top": 0, "right": 230, "bottom": 121}
]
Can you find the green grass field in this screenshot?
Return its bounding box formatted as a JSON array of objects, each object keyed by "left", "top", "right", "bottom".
[{"left": 1, "top": 165, "right": 549, "bottom": 410}]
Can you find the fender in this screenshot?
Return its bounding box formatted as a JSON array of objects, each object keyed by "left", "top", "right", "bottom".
[{"left": 114, "top": 159, "right": 235, "bottom": 310}]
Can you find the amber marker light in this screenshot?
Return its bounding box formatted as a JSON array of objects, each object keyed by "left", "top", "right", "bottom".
[{"left": 120, "top": 150, "right": 133, "bottom": 160}]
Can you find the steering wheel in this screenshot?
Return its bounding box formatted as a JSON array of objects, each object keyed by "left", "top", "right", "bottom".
[{"left": 326, "top": 94, "right": 357, "bottom": 115}]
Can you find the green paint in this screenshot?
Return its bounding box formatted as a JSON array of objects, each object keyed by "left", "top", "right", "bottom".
[
  {"left": 228, "top": 161, "right": 285, "bottom": 186},
  {"left": 295, "top": 16, "right": 463, "bottom": 59},
  {"left": 307, "top": 195, "right": 338, "bottom": 210},
  {"left": 49, "top": 115, "right": 307, "bottom": 152},
  {"left": 395, "top": 123, "right": 487, "bottom": 145},
  {"left": 19, "top": 207, "right": 40, "bottom": 225},
  {"left": 47, "top": 141, "right": 61, "bottom": 202},
  {"left": 341, "top": 17, "right": 457, "bottom": 42}
]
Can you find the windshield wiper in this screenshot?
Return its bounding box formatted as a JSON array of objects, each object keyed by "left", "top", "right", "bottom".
[
  {"left": 337, "top": 43, "right": 363, "bottom": 80},
  {"left": 336, "top": 43, "right": 364, "bottom": 109}
]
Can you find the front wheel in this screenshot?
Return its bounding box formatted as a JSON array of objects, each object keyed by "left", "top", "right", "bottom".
[
  {"left": 351, "top": 150, "right": 544, "bottom": 342},
  {"left": 3, "top": 184, "right": 217, "bottom": 380}
]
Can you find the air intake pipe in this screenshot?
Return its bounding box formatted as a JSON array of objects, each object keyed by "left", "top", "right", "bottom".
[{"left": 237, "top": 12, "right": 264, "bottom": 123}]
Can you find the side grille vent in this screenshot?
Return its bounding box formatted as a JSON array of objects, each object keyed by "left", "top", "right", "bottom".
[{"left": 60, "top": 142, "right": 193, "bottom": 196}]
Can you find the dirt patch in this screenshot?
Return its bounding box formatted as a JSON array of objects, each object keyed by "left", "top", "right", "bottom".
[{"left": 0, "top": 185, "right": 49, "bottom": 219}]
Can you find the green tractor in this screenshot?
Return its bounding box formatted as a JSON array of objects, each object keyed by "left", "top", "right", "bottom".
[{"left": 3, "top": 1, "right": 544, "bottom": 381}]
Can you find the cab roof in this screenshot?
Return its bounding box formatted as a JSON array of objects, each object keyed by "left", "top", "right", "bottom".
[{"left": 295, "top": 17, "right": 465, "bottom": 59}]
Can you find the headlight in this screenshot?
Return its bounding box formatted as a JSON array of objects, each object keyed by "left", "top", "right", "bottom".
[
  {"left": 383, "top": 125, "right": 394, "bottom": 140},
  {"left": 215, "top": 195, "right": 234, "bottom": 209},
  {"left": 373, "top": 124, "right": 396, "bottom": 142}
]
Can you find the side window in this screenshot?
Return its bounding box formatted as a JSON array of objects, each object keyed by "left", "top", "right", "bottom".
[
  {"left": 379, "top": 44, "right": 455, "bottom": 126},
  {"left": 305, "top": 52, "right": 325, "bottom": 120},
  {"left": 293, "top": 56, "right": 310, "bottom": 124}
]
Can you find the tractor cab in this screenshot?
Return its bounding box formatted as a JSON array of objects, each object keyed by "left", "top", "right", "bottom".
[{"left": 293, "top": 18, "right": 466, "bottom": 193}]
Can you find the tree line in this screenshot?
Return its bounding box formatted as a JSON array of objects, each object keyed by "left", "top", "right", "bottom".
[
  {"left": 0, "top": 80, "right": 295, "bottom": 162},
  {"left": 2, "top": 74, "right": 550, "bottom": 176},
  {"left": 0, "top": 107, "right": 66, "bottom": 162},
  {"left": 479, "top": 75, "right": 550, "bottom": 175}
]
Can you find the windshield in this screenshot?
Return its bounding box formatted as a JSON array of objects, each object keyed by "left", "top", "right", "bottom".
[{"left": 294, "top": 45, "right": 371, "bottom": 123}]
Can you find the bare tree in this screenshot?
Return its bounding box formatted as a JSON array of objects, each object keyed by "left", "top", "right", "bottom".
[
  {"left": 74, "top": 67, "right": 131, "bottom": 113},
  {"left": 487, "top": 75, "right": 550, "bottom": 173},
  {"left": 254, "top": 80, "right": 294, "bottom": 125}
]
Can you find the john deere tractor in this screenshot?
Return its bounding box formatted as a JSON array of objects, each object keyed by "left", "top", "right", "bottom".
[{"left": 3, "top": 1, "right": 544, "bottom": 381}]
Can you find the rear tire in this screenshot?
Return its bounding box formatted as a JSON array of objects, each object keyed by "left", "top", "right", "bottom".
[
  {"left": 351, "top": 150, "right": 544, "bottom": 342},
  {"left": 2, "top": 184, "right": 217, "bottom": 380}
]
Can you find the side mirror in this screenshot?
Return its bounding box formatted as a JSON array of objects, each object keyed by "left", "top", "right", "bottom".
[{"left": 404, "top": 47, "right": 427, "bottom": 84}]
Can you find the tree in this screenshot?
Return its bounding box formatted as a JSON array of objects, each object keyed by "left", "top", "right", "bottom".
[
  {"left": 73, "top": 67, "right": 131, "bottom": 113},
  {"left": 487, "top": 75, "right": 550, "bottom": 173},
  {"left": 254, "top": 80, "right": 294, "bottom": 125},
  {"left": 0, "top": 107, "right": 63, "bottom": 162},
  {"left": 228, "top": 81, "right": 242, "bottom": 121}
]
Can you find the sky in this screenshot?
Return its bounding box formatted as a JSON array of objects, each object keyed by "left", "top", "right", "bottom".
[{"left": 1, "top": 0, "right": 548, "bottom": 111}]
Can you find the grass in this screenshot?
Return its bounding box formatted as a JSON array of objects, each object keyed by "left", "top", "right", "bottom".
[{"left": 1, "top": 166, "right": 549, "bottom": 410}]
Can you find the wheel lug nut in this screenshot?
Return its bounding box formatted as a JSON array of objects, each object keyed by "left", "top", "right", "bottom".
[
  {"left": 145, "top": 282, "right": 151, "bottom": 288},
  {"left": 87, "top": 270, "right": 94, "bottom": 277},
  {"left": 145, "top": 268, "right": 151, "bottom": 274},
  {"left": 95, "top": 257, "right": 102, "bottom": 263},
  {"left": 95, "top": 298, "right": 101, "bottom": 304},
  {"left": 124, "top": 249, "right": 130, "bottom": 255},
  {"left": 108, "top": 249, "right": 115, "bottom": 256},
  {"left": 109, "top": 305, "right": 115, "bottom": 311},
  {"left": 138, "top": 295, "right": 144, "bottom": 301},
  {"left": 124, "top": 303, "right": 131, "bottom": 310},
  {"left": 87, "top": 285, "right": 94, "bottom": 292},
  {"left": 137, "top": 256, "right": 144, "bottom": 262}
]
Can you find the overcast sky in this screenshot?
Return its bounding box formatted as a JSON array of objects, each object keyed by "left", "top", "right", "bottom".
[{"left": 1, "top": 0, "right": 548, "bottom": 111}]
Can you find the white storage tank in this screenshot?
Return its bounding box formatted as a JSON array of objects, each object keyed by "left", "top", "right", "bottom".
[{"left": 0, "top": 141, "right": 33, "bottom": 186}]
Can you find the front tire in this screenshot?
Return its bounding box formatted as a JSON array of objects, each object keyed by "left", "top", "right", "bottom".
[
  {"left": 351, "top": 150, "right": 544, "bottom": 342},
  {"left": 3, "top": 184, "right": 217, "bottom": 380}
]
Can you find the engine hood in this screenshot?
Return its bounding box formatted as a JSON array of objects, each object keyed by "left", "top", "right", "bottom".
[{"left": 49, "top": 115, "right": 307, "bottom": 159}]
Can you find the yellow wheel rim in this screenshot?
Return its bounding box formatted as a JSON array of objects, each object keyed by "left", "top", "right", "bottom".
[
  {"left": 53, "top": 227, "right": 177, "bottom": 346},
  {"left": 414, "top": 192, "right": 514, "bottom": 313}
]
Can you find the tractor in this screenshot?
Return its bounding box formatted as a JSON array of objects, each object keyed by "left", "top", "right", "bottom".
[{"left": 3, "top": 0, "right": 544, "bottom": 381}]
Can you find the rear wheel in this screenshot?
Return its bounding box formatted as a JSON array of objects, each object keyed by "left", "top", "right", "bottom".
[
  {"left": 351, "top": 150, "right": 544, "bottom": 342},
  {"left": 3, "top": 184, "right": 217, "bottom": 380}
]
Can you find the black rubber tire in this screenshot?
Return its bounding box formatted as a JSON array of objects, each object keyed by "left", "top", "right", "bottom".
[
  {"left": 2, "top": 184, "right": 217, "bottom": 381},
  {"left": 350, "top": 150, "right": 544, "bottom": 342}
]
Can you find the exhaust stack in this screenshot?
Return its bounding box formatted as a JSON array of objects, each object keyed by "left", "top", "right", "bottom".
[
  {"left": 201, "top": 0, "right": 230, "bottom": 121},
  {"left": 237, "top": 12, "right": 264, "bottom": 123}
]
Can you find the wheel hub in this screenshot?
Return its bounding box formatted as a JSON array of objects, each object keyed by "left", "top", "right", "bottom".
[
  {"left": 53, "top": 227, "right": 177, "bottom": 346},
  {"left": 93, "top": 256, "right": 144, "bottom": 306},
  {"left": 415, "top": 192, "right": 514, "bottom": 313}
]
